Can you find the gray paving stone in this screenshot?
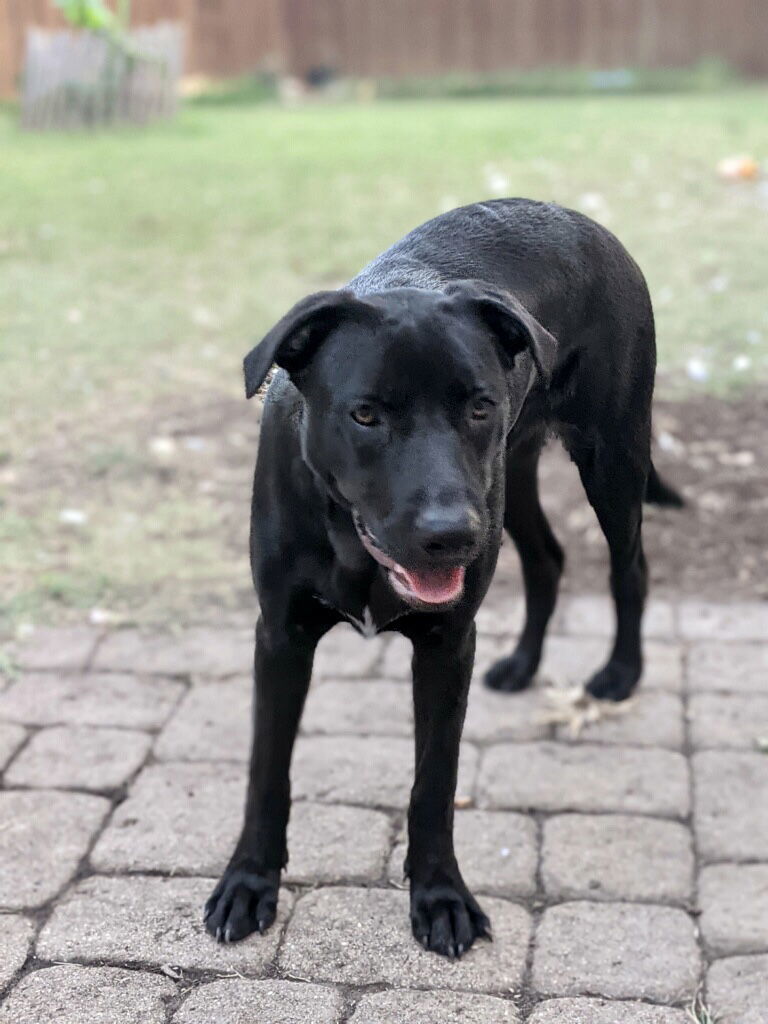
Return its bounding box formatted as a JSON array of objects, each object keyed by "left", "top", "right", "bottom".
[
  {"left": 11, "top": 627, "right": 101, "bottom": 671},
  {"left": 475, "top": 592, "right": 525, "bottom": 638},
  {"left": 285, "top": 802, "right": 392, "bottom": 884},
  {"left": 0, "top": 915, "right": 33, "bottom": 993},
  {"left": 0, "top": 965, "right": 175, "bottom": 1024},
  {"left": 389, "top": 810, "right": 537, "bottom": 899},
  {"left": 693, "top": 751, "right": 768, "bottom": 861},
  {"left": 91, "top": 761, "right": 392, "bottom": 883},
  {"left": 542, "top": 814, "right": 694, "bottom": 904},
  {"left": 302, "top": 680, "right": 412, "bottom": 736},
  {"left": 689, "top": 693, "right": 768, "bottom": 750},
  {"left": 463, "top": 686, "right": 550, "bottom": 743},
  {"left": 479, "top": 742, "right": 689, "bottom": 817},
  {"left": 707, "top": 954, "right": 768, "bottom": 1024},
  {"left": 36, "top": 875, "right": 292, "bottom": 974},
  {"left": 174, "top": 979, "right": 343, "bottom": 1024},
  {"left": 679, "top": 602, "right": 768, "bottom": 642},
  {"left": 475, "top": 634, "right": 517, "bottom": 682},
  {"left": 0, "top": 723, "right": 26, "bottom": 770},
  {"left": 313, "top": 624, "right": 385, "bottom": 679},
  {"left": 555, "top": 691, "right": 684, "bottom": 750},
  {"left": 350, "top": 988, "right": 520, "bottom": 1023},
  {"left": 292, "top": 736, "right": 478, "bottom": 807},
  {"left": 91, "top": 762, "right": 244, "bottom": 874},
  {"left": 0, "top": 790, "right": 109, "bottom": 909},
  {"left": 5, "top": 726, "right": 151, "bottom": 790},
  {"left": 154, "top": 678, "right": 251, "bottom": 761},
  {"left": 699, "top": 864, "right": 768, "bottom": 956},
  {"left": 563, "top": 595, "right": 676, "bottom": 639},
  {"left": 540, "top": 638, "right": 683, "bottom": 692},
  {"left": 94, "top": 627, "right": 253, "bottom": 676},
  {"left": 380, "top": 633, "right": 508, "bottom": 682},
  {"left": 687, "top": 642, "right": 767, "bottom": 694},
  {"left": 279, "top": 887, "right": 530, "bottom": 994},
  {"left": 528, "top": 999, "right": 688, "bottom": 1023},
  {"left": 0, "top": 672, "right": 183, "bottom": 729},
  {"left": 532, "top": 902, "right": 700, "bottom": 1001},
  {"left": 375, "top": 633, "right": 415, "bottom": 680}
]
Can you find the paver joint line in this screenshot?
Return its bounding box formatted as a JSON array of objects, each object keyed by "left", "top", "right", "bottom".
[{"left": 0, "top": 598, "right": 765, "bottom": 1022}]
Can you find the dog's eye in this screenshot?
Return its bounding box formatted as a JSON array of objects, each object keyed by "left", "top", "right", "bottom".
[
  {"left": 351, "top": 404, "right": 379, "bottom": 427},
  {"left": 469, "top": 398, "right": 493, "bottom": 421}
]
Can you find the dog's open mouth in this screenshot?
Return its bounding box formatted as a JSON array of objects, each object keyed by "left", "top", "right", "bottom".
[{"left": 353, "top": 511, "right": 465, "bottom": 607}]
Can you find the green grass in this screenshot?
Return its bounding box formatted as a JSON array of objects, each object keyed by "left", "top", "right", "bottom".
[
  {"left": 1, "top": 90, "right": 767, "bottom": 627},
  {"left": 377, "top": 58, "right": 741, "bottom": 99},
  {"left": 687, "top": 991, "right": 722, "bottom": 1024}
]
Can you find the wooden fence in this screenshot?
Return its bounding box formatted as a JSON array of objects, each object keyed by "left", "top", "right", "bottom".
[
  {"left": 21, "top": 22, "right": 182, "bottom": 129},
  {"left": 0, "top": 0, "right": 283, "bottom": 97},
  {"left": 2, "top": 0, "right": 768, "bottom": 98},
  {"left": 280, "top": 0, "right": 768, "bottom": 79}
]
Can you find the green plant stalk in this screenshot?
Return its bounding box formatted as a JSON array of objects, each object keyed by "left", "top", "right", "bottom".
[{"left": 117, "top": 0, "right": 132, "bottom": 31}]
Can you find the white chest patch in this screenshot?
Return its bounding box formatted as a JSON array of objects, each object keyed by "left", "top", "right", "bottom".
[
  {"left": 318, "top": 597, "right": 379, "bottom": 638},
  {"left": 347, "top": 606, "right": 378, "bottom": 638}
]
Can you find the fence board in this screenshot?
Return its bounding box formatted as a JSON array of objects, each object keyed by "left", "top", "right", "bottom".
[{"left": 3, "top": 0, "right": 768, "bottom": 99}]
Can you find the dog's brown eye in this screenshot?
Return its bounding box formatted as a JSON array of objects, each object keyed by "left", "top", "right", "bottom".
[
  {"left": 470, "top": 398, "right": 493, "bottom": 421},
  {"left": 351, "top": 404, "right": 378, "bottom": 427}
]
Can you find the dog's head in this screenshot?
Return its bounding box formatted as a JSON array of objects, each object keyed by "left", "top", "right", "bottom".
[{"left": 244, "top": 283, "right": 556, "bottom": 609}]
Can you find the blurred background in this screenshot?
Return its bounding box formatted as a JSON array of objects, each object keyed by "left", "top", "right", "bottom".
[{"left": 1, "top": 0, "right": 767, "bottom": 637}]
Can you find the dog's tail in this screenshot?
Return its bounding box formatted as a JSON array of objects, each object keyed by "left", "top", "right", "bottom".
[{"left": 645, "top": 461, "right": 685, "bottom": 508}]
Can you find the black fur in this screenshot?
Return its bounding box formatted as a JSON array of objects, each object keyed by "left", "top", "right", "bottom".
[{"left": 204, "top": 199, "right": 679, "bottom": 958}]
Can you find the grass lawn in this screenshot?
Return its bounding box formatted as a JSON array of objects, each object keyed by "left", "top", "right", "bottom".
[{"left": 1, "top": 89, "right": 767, "bottom": 629}]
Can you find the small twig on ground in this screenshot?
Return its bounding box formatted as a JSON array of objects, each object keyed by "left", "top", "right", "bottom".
[{"left": 537, "top": 684, "right": 637, "bottom": 738}]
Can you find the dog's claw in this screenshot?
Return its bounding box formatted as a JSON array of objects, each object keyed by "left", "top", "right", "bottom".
[
  {"left": 204, "top": 863, "right": 280, "bottom": 944},
  {"left": 410, "top": 879, "right": 490, "bottom": 960}
]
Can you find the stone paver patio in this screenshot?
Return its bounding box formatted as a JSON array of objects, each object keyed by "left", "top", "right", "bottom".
[{"left": 1, "top": 591, "right": 767, "bottom": 1022}]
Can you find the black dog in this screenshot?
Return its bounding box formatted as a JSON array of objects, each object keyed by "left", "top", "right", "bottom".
[{"left": 204, "top": 199, "right": 681, "bottom": 958}]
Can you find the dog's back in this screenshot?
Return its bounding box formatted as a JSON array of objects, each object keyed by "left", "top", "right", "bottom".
[{"left": 351, "top": 199, "right": 655, "bottom": 445}]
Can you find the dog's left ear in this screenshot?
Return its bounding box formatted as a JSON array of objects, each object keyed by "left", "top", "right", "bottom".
[
  {"left": 243, "top": 290, "right": 378, "bottom": 398},
  {"left": 445, "top": 280, "right": 557, "bottom": 384}
]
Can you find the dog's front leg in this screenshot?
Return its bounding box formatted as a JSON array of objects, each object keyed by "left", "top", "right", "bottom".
[
  {"left": 407, "top": 621, "right": 491, "bottom": 958},
  {"left": 204, "top": 615, "right": 318, "bottom": 943}
]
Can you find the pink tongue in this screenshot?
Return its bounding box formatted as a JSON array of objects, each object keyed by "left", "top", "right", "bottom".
[{"left": 400, "top": 565, "right": 466, "bottom": 604}]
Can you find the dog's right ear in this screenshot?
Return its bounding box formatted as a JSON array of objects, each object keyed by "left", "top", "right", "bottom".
[{"left": 243, "top": 290, "right": 377, "bottom": 398}]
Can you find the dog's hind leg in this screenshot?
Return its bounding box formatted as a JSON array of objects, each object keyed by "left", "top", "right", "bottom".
[
  {"left": 569, "top": 435, "right": 649, "bottom": 702},
  {"left": 485, "top": 436, "right": 564, "bottom": 693}
]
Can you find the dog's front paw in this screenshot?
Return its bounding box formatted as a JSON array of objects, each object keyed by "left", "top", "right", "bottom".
[
  {"left": 203, "top": 861, "right": 279, "bottom": 943},
  {"left": 586, "top": 660, "right": 640, "bottom": 702},
  {"left": 410, "top": 878, "right": 491, "bottom": 959},
  {"left": 484, "top": 649, "right": 537, "bottom": 692}
]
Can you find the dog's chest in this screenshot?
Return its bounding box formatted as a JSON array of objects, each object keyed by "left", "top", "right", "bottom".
[
  {"left": 318, "top": 599, "right": 378, "bottom": 638},
  {"left": 318, "top": 566, "right": 410, "bottom": 637}
]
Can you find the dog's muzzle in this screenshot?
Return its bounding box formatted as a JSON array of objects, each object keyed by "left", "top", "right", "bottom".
[{"left": 352, "top": 510, "right": 466, "bottom": 607}]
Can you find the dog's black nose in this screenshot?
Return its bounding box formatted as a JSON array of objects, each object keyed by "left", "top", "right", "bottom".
[{"left": 414, "top": 506, "right": 481, "bottom": 558}]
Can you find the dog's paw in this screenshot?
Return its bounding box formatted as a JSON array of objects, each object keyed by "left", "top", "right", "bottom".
[
  {"left": 410, "top": 880, "right": 491, "bottom": 959},
  {"left": 586, "top": 661, "right": 640, "bottom": 702},
  {"left": 484, "top": 649, "right": 537, "bottom": 693},
  {"left": 203, "top": 862, "right": 279, "bottom": 943}
]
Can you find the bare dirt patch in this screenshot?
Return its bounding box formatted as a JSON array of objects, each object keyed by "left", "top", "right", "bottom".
[{"left": 4, "top": 388, "right": 766, "bottom": 630}]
